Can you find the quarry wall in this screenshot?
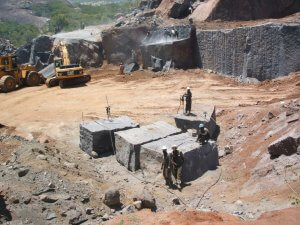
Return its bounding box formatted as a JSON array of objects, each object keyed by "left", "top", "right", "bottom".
[{"left": 196, "top": 23, "right": 300, "bottom": 80}]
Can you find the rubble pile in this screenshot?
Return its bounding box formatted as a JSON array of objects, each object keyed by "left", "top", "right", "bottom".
[{"left": 0, "top": 38, "right": 16, "bottom": 56}]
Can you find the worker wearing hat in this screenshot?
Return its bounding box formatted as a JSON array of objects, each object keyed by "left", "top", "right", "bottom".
[
  {"left": 161, "top": 146, "right": 172, "bottom": 186},
  {"left": 197, "top": 123, "right": 210, "bottom": 145},
  {"left": 170, "top": 145, "right": 185, "bottom": 188},
  {"left": 182, "top": 87, "right": 192, "bottom": 115}
]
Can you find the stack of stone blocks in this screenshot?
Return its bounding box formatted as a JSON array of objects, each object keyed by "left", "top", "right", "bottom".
[{"left": 79, "top": 115, "right": 219, "bottom": 182}]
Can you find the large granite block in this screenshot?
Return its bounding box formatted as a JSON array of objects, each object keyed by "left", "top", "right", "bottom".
[
  {"left": 79, "top": 116, "right": 139, "bottom": 156},
  {"left": 140, "top": 133, "right": 219, "bottom": 182},
  {"left": 174, "top": 105, "right": 217, "bottom": 138},
  {"left": 115, "top": 121, "right": 181, "bottom": 171}
]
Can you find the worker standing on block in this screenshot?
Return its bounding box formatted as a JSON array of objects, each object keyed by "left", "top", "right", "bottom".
[
  {"left": 119, "top": 62, "right": 124, "bottom": 75},
  {"left": 170, "top": 145, "right": 185, "bottom": 188},
  {"left": 183, "top": 87, "right": 192, "bottom": 115},
  {"left": 161, "top": 146, "right": 172, "bottom": 187},
  {"left": 197, "top": 123, "right": 210, "bottom": 145}
]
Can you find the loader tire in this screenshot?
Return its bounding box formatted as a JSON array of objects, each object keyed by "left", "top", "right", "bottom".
[
  {"left": 0, "top": 75, "right": 16, "bottom": 93},
  {"left": 26, "top": 71, "right": 41, "bottom": 86}
]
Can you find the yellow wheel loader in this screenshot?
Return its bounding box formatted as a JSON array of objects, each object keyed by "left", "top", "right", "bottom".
[
  {"left": 0, "top": 55, "right": 41, "bottom": 93},
  {"left": 45, "top": 58, "right": 91, "bottom": 88}
]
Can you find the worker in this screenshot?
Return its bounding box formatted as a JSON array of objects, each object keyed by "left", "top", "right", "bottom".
[
  {"left": 170, "top": 145, "right": 185, "bottom": 187},
  {"left": 197, "top": 123, "right": 210, "bottom": 145},
  {"left": 161, "top": 146, "right": 172, "bottom": 186},
  {"left": 131, "top": 49, "right": 137, "bottom": 64},
  {"left": 171, "top": 29, "right": 179, "bottom": 38},
  {"left": 119, "top": 62, "right": 124, "bottom": 75},
  {"left": 183, "top": 87, "right": 192, "bottom": 115}
]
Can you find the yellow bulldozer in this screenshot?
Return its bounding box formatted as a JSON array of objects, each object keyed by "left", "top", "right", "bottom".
[
  {"left": 45, "top": 58, "right": 91, "bottom": 88},
  {"left": 0, "top": 54, "right": 41, "bottom": 93}
]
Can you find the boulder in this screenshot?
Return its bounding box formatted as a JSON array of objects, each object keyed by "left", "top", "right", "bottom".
[
  {"left": 102, "top": 26, "right": 150, "bottom": 64},
  {"left": 18, "top": 168, "right": 29, "bottom": 177},
  {"left": 124, "top": 63, "right": 140, "bottom": 74},
  {"left": 103, "top": 188, "right": 121, "bottom": 207},
  {"left": 268, "top": 129, "right": 300, "bottom": 158},
  {"left": 169, "top": 0, "right": 191, "bottom": 19},
  {"left": 151, "top": 56, "right": 163, "bottom": 71},
  {"left": 190, "top": 0, "right": 300, "bottom": 22},
  {"left": 134, "top": 188, "right": 156, "bottom": 209}
]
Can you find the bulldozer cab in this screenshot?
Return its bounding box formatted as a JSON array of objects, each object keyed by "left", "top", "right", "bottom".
[
  {"left": 54, "top": 58, "right": 63, "bottom": 68},
  {"left": 0, "top": 55, "right": 18, "bottom": 72}
]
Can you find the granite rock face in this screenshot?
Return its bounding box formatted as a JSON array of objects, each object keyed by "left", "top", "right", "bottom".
[
  {"left": 53, "top": 38, "right": 104, "bottom": 68},
  {"left": 141, "top": 25, "right": 197, "bottom": 69},
  {"left": 140, "top": 133, "right": 219, "bottom": 182},
  {"left": 80, "top": 116, "right": 139, "bottom": 156},
  {"left": 115, "top": 121, "right": 181, "bottom": 171},
  {"left": 102, "top": 26, "right": 150, "bottom": 64},
  {"left": 196, "top": 23, "right": 300, "bottom": 81},
  {"left": 140, "top": 0, "right": 162, "bottom": 10},
  {"left": 191, "top": 0, "right": 300, "bottom": 22}
]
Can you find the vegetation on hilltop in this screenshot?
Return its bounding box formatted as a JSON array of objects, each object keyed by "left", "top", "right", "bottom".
[
  {"left": 0, "top": 21, "right": 40, "bottom": 47},
  {"left": 0, "top": 0, "right": 140, "bottom": 47}
]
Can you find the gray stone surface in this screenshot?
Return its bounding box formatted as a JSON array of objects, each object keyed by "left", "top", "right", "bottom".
[
  {"left": 191, "top": 0, "right": 300, "bottom": 22},
  {"left": 124, "top": 62, "right": 140, "bottom": 74},
  {"left": 174, "top": 105, "right": 217, "bottom": 137},
  {"left": 268, "top": 128, "right": 300, "bottom": 158},
  {"left": 196, "top": 23, "right": 300, "bottom": 81},
  {"left": 39, "top": 63, "right": 55, "bottom": 78},
  {"left": 140, "top": 133, "right": 219, "bottom": 182},
  {"left": 115, "top": 121, "right": 181, "bottom": 171},
  {"left": 101, "top": 26, "right": 150, "bottom": 64},
  {"left": 141, "top": 25, "right": 197, "bottom": 69},
  {"left": 53, "top": 38, "right": 104, "bottom": 68},
  {"left": 79, "top": 116, "right": 139, "bottom": 156}
]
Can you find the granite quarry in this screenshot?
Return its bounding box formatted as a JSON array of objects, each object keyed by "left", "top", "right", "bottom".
[{"left": 1, "top": 1, "right": 300, "bottom": 225}]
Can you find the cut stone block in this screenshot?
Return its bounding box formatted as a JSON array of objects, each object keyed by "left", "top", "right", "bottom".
[
  {"left": 174, "top": 105, "right": 217, "bottom": 137},
  {"left": 79, "top": 116, "right": 139, "bottom": 156},
  {"left": 140, "top": 133, "right": 219, "bottom": 182},
  {"left": 115, "top": 121, "right": 181, "bottom": 171}
]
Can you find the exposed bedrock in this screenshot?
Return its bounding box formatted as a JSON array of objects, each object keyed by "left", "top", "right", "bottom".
[
  {"left": 196, "top": 23, "right": 300, "bottom": 81},
  {"left": 141, "top": 25, "right": 198, "bottom": 69},
  {"left": 53, "top": 38, "right": 104, "bottom": 68},
  {"left": 16, "top": 35, "right": 54, "bottom": 67},
  {"left": 101, "top": 26, "right": 150, "bottom": 64},
  {"left": 16, "top": 35, "right": 104, "bottom": 69},
  {"left": 114, "top": 121, "right": 181, "bottom": 171},
  {"left": 140, "top": 133, "right": 219, "bottom": 182},
  {"left": 190, "top": 0, "right": 300, "bottom": 22},
  {"left": 139, "top": 0, "right": 162, "bottom": 10}
]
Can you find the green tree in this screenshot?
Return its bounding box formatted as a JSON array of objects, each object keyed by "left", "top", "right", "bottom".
[{"left": 49, "top": 14, "right": 70, "bottom": 33}]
